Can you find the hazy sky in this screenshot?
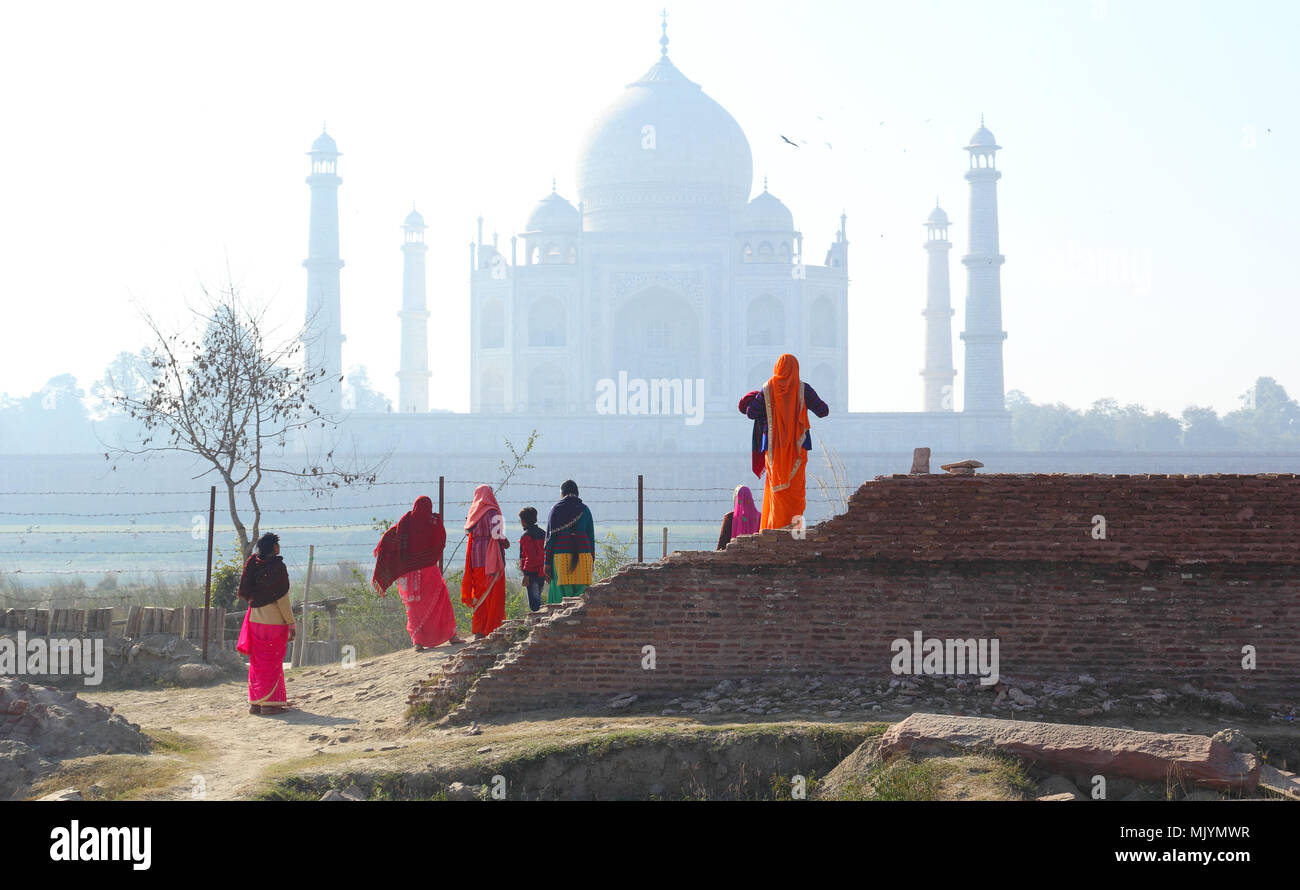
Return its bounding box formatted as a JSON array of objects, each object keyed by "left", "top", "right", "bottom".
[{"left": 1, "top": 0, "right": 1296, "bottom": 416}]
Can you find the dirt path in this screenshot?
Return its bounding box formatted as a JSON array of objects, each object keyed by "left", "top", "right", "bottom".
[{"left": 80, "top": 644, "right": 462, "bottom": 800}]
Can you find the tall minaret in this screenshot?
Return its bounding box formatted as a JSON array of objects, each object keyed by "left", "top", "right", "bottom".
[
  {"left": 397, "top": 207, "right": 431, "bottom": 413},
  {"left": 959, "top": 117, "right": 1007, "bottom": 413},
  {"left": 921, "top": 200, "right": 956, "bottom": 411},
  {"left": 304, "top": 127, "right": 344, "bottom": 413}
]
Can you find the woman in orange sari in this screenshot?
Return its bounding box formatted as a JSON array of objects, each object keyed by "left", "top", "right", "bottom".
[
  {"left": 460, "top": 484, "right": 509, "bottom": 638},
  {"left": 740, "top": 354, "right": 830, "bottom": 530}
]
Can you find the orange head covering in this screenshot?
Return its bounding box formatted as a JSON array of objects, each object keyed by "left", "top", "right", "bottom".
[
  {"left": 763, "top": 354, "right": 809, "bottom": 492},
  {"left": 464, "top": 484, "right": 501, "bottom": 532}
]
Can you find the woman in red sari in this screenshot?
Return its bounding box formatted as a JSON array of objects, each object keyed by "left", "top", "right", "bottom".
[
  {"left": 236, "top": 533, "right": 295, "bottom": 715},
  {"left": 460, "top": 484, "right": 509, "bottom": 638},
  {"left": 372, "top": 495, "right": 462, "bottom": 650}
]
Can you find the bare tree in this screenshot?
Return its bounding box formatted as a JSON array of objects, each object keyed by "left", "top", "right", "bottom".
[{"left": 105, "top": 281, "right": 381, "bottom": 560}]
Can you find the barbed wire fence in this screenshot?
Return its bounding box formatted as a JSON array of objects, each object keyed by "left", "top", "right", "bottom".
[
  {"left": 0, "top": 475, "right": 848, "bottom": 582},
  {"left": 0, "top": 474, "right": 848, "bottom": 661}
]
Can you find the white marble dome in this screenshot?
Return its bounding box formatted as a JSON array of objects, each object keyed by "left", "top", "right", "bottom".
[
  {"left": 576, "top": 54, "right": 752, "bottom": 232},
  {"left": 968, "top": 124, "right": 997, "bottom": 148},
  {"left": 744, "top": 189, "right": 794, "bottom": 231},
  {"left": 525, "top": 190, "right": 580, "bottom": 232},
  {"left": 311, "top": 130, "right": 339, "bottom": 154}
]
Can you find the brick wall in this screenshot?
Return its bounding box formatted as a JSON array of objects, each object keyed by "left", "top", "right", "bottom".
[{"left": 411, "top": 474, "right": 1300, "bottom": 720}]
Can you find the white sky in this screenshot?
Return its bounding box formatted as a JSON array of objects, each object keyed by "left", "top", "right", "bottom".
[{"left": 1, "top": 0, "right": 1296, "bottom": 416}]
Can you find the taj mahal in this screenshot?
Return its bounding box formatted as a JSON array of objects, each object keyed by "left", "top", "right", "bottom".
[{"left": 300, "top": 18, "right": 1012, "bottom": 471}]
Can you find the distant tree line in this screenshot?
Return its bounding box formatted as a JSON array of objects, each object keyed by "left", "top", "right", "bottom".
[
  {"left": 0, "top": 355, "right": 391, "bottom": 455},
  {"left": 1008, "top": 376, "right": 1300, "bottom": 451},
  {"left": 3, "top": 365, "right": 1298, "bottom": 455}
]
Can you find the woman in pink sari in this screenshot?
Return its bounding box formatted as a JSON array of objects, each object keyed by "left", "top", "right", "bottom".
[
  {"left": 371, "top": 495, "right": 462, "bottom": 650},
  {"left": 716, "top": 485, "right": 762, "bottom": 550},
  {"left": 236, "top": 533, "right": 295, "bottom": 715}
]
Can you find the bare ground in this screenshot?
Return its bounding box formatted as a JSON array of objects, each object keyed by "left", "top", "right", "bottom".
[
  {"left": 54, "top": 649, "right": 1296, "bottom": 801},
  {"left": 73, "top": 645, "right": 463, "bottom": 800}
]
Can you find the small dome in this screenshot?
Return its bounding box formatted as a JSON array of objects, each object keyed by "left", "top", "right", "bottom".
[
  {"left": 404, "top": 208, "right": 425, "bottom": 228},
  {"left": 967, "top": 124, "right": 997, "bottom": 148},
  {"left": 927, "top": 204, "right": 949, "bottom": 226},
  {"left": 525, "top": 191, "right": 580, "bottom": 232},
  {"left": 311, "top": 130, "right": 339, "bottom": 154},
  {"left": 745, "top": 189, "right": 794, "bottom": 231}
]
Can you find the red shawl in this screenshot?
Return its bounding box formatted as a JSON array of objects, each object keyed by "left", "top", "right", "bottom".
[{"left": 371, "top": 495, "right": 446, "bottom": 595}]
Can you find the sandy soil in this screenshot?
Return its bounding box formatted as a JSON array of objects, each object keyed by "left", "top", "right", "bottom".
[{"left": 79, "top": 644, "right": 463, "bottom": 800}]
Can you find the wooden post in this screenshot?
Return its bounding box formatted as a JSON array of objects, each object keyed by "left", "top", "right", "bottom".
[
  {"left": 637, "top": 474, "right": 644, "bottom": 563},
  {"left": 662, "top": 526, "right": 668, "bottom": 559},
  {"left": 438, "top": 475, "right": 445, "bottom": 571},
  {"left": 291, "top": 545, "right": 315, "bottom": 668},
  {"left": 201, "top": 485, "right": 215, "bottom": 662}
]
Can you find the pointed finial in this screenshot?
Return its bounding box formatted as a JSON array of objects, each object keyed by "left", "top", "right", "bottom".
[
  {"left": 935, "top": 196, "right": 940, "bottom": 208},
  {"left": 980, "top": 112, "right": 985, "bottom": 127},
  {"left": 552, "top": 177, "right": 557, "bottom": 194},
  {"left": 660, "top": 8, "right": 669, "bottom": 57},
  {"left": 763, "top": 175, "right": 768, "bottom": 191}
]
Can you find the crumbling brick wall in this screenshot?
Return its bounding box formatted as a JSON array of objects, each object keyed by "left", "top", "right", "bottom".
[{"left": 411, "top": 474, "right": 1300, "bottom": 720}]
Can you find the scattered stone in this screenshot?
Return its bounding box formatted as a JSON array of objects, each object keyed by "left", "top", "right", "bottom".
[
  {"left": 340, "top": 785, "right": 367, "bottom": 801},
  {"left": 1259, "top": 764, "right": 1300, "bottom": 800},
  {"left": 1210, "top": 728, "right": 1256, "bottom": 755},
  {"left": 175, "top": 662, "right": 224, "bottom": 687},
  {"left": 940, "top": 459, "right": 984, "bottom": 475},
  {"left": 320, "top": 790, "right": 350, "bottom": 801},
  {"left": 1038, "top": 774, "right": 1085, "bottom": 799},
  {"left": 1009, "top": 688, "right": 1037, "bottom": 708},
  {"left": 608, "top": 693, "right": 638, "bottom": 710},
  {"left": 1036, "top": 792, "right": 1079, "bottom": 801},
  {"left": 445, "top": 782, "right": 480, "bottom": 801},
  {"left": 37, "top": 787, "right": 83, "bottom": 801},
  {"left": 880, "top": 713, "right": 1260, "bottom": 791},
  {"left": 909, "top": 447, "right": 931, "bottom": 475},
  {"left": 476, "top": 746, "right": 492, "bottom": 754}
]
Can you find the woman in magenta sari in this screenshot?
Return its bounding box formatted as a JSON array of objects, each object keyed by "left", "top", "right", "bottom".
[
  {"left": 236, "top": 533, "right": 295, "bottom": 715},
  {"left": 371, "top": 495, "right": 462, "bottom": 650},
  {"left": 716, "top": 485, "right": 762, "bottom": 549}
]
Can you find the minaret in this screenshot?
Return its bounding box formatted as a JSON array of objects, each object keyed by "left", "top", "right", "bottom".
[
  {"left": 960, "top": 117, "right": 1007, "bottom": 412},
  {"left": 397, "top": 207, "right": 431, "bottom": 413},
  {"left": 304, "top": 127, "right": 345, "bottom": 413},
  {"left": 921, "top": 200, "right": 956, "bottom": 411}
]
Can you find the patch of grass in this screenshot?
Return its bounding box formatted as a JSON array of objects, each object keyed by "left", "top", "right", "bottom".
[
  {"left": 145, "top": 728, "right": 208, "bottom": 758},
  {"left": 827, "top": 750, "right": 1036, "bottom": 802},
  {"left": 28, "top": 755, "right": 185, "bottom": 801}
]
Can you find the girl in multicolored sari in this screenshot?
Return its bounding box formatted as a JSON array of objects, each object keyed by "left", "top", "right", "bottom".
[
  {"left": 236, "top": 533, "right": 295, "bottom": 716},
  {"left": 460, "top": 485, "right": 509, "bottom": 638},
  {"left": 544, "top": 480, "right": 595, "bottom": 604},
  {"left": 371, "top": 495, "right": 462, "bottom": 650}
]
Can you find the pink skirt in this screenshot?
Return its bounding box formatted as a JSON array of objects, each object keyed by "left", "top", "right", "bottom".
[
  {"left": 397, "top": 564, "right": 458, "bottom": 648},
  {"left": 237, "top": 611, "right": 289, "bottom": 704}
]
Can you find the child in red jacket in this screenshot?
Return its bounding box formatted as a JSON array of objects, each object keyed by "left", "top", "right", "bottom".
[{"left": 518, "top": 507, "right": 547, "bottom": 611}]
